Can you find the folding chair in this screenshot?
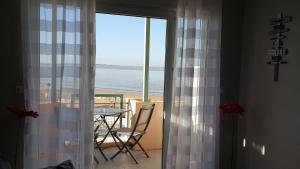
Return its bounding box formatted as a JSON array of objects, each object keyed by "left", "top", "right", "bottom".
[{"left": 110, "top": 103, "right": 155, "bottom": 164}]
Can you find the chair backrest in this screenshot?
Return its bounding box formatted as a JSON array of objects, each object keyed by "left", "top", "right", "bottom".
[{"left": 131, "top": 103, "right": 155, "bottom": 134}]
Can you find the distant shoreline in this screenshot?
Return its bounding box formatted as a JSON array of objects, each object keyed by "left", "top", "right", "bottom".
[
  {"left": 95, "top": 88, "right": 163, "bottom": 101},
  {"left": 96, "top": 64, "right": 164, "bottom": 71},
  {"left": 94, "top": 86, "right": 163, "bottom": 96}
]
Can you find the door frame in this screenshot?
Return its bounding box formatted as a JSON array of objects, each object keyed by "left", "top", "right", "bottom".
[{"left": 95, "top": 3, "right": 177, "bottom": 168}]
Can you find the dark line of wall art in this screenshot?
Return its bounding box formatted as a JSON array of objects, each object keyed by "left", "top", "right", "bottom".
[{"left": 267, "top": 12, "right": 293, "bottom": 82}]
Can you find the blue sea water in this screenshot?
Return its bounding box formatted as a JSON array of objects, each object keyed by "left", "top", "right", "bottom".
[{"left": 95, "top": 68, "right": 164, "bottom": 95}]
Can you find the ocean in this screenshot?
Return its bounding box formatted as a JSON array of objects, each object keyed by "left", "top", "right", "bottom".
[{"left": 95, "top": 67, "right": 165, "bottom": 95}]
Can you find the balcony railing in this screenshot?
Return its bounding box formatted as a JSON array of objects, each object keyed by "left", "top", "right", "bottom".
[
  {"left": 94, "top": 94, "right": 126, "bottom": 128},
  {"left": 94, "top": 94, "right": 124, "bottom": 109}
]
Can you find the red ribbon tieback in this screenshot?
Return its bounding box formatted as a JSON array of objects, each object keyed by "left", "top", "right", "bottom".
[
  {"left": 219, "top": 103, "right": 245, "bottom": 116},
  {"left": 7, "top": 105, "right": 39, "bottom": 118}
]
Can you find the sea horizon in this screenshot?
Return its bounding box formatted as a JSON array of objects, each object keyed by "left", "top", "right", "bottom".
[{"left": 96, "top": 63, "right": 164, "bottom": 71}]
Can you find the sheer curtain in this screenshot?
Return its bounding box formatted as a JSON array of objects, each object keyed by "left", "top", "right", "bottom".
[
  {"left": 166, "top": 0, "right": 222, "bottom": 169},
  {"left": 21, "top": 0, "right": 95, "bottom": 168}
]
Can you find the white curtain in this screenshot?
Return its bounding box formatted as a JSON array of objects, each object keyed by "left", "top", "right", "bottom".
[
  {"left": 166, "top": 0, "right": 222, "bottom": 169},
  {"left": 21, "top": 0, "right": 96, "bottom": 168}
]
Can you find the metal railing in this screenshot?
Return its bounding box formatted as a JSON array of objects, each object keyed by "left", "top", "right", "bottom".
[
  {"left": 94, "top": 94, "right": 124, "bottom": 109},
  {"left": 94, "top": 94, "right": 125, "bottom": 128}
]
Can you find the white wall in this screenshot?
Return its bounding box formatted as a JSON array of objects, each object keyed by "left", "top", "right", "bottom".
[{"left": 237, "top": 0, "right": 300, "bottom": 168}]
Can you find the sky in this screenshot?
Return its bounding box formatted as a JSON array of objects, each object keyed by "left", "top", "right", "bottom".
[{"left": 96, "top": 13, "right": 166, "bottom": 67}]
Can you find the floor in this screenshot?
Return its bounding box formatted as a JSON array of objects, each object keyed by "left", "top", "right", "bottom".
[{"left": 94, "top": 147, "right": 162, "bottom": 169}]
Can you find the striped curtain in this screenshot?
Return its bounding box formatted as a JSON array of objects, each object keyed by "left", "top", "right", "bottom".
[
  {"left": 166, "top": 0, "right": 222, "bottom": 169},
  {"left": 21, "top": 0, "right": 96, "bottom": 168}
]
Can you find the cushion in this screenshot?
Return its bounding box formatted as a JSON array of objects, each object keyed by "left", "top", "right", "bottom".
[{"left": 41, "top": 160, "right": 74, "bottom": 169}]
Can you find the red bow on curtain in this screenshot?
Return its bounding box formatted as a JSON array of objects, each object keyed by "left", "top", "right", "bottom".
[
  {"left": 219, "top": 103, "right": 245, "bottom": 116},
  {"left": 7, "top": 105, "right": 39, "bottom": 118}
]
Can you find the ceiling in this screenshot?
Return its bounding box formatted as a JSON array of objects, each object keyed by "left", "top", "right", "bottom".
[
  {"left": 96, "top": 0, "right": 178, "bottom": 17},
  {"left": 96, "top": 0, "right": 178, "bottom": 9}
]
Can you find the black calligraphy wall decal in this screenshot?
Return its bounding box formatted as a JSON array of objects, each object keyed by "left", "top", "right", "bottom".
[{"left": 267, "top": 12, "right": 292, "bottom": 81}]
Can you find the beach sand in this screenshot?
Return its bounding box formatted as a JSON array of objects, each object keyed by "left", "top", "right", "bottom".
[
  {"left": 39, "top": 84, "right": 163, "bottom": 105},
  {"left": 94, "top": 89, "right": 163, "bottom": 102}
]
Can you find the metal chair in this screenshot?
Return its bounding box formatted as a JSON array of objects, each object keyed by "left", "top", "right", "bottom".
[
  {"left": 110, "top": 103, "right": 155, "bottom": 164},
  {"left": 94, "top": 123, "right": 108, "bottom": 162}
]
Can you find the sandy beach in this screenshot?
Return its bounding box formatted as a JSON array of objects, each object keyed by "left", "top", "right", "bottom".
[
  {"left": 39, "top": 84, "right": 163, "bottom": 106},
  {"left": 94, "top": 89, "right": 164, "bottom": 102}
]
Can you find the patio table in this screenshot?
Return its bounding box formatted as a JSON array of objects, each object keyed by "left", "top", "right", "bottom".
[{"left": 93, "top": 107, "right": 130, "bottom": 162}]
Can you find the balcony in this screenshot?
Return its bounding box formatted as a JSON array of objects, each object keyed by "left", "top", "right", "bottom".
[{"left": 93, "top": 93, "right": 163, "bottom": 168}]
